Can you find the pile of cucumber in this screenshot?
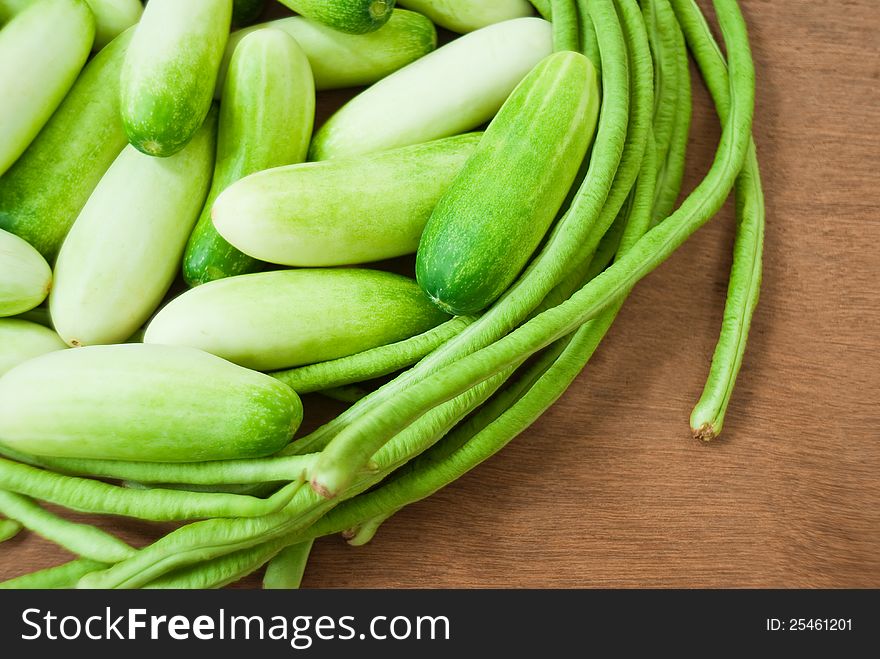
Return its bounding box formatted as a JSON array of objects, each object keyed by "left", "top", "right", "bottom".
[{"left": 0, "top": 0, "right": 763, "bottom": 589}]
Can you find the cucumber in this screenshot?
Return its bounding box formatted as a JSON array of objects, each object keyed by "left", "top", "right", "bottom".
[
  {"left": 232, "top": 0, "right": 264, "bottom": 25},
  {"left": 217, "top": 10, "right": 436, "bottom": 94},
  {"left": 417, "top": 51, "right": 600, "bottom": 315},
  {"left": 0, "top": 28, "right": 133, "bottom": 262},
  {"left": 0, "top": 319, "right": 66, "bottom": 377},
  {"left": 0, "top": 344, "right": 303, "bottom": 462},
  {"left": 397, "top": 0, "right": 533, "bottom": 33},
  {"left": 144, "top": 269, "right": 450, "bottom": 371},
  {"left": 0, "top": 0, "right": 33, "bottom": 22},
  {"left": 84, "top": 0, "right": 142, "bottom": 50},
  {"left": 309, "top": 17, "right": 552, "bottom": 160},
  {"left": 183, "top": 29, "right": 315, "bottom": 287},
  {"left": 0, "top": 229, "right": 52, "bottom": 317},
  {"left": 277, "top": 0, "right": 394, "bottom": 34},
  {"left": 50, "top": 110, "right": 217, "bottom": 347},
  {"left": 121, "top": 0, "right": 230, "bottom": 157},
  {"left": 0, "top": 0, "right": 95, "bottom": 176},
  {"left": 213, "top": 133, "right": 481, "bottom": 267}
]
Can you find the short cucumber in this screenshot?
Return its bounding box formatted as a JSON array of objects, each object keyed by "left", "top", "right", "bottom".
[
  {"left": 0, "top": 229, "right": 52, "bottom": 317},
  {"left": 417, "top": 51, "right": 600, "bottom": 315},
  {"left": 0, "top": 28, "right": 133, "bottom": 262},
  {"left": 121, "top": 0, "right": 230, "bottom": 157},
  {"left": 277, "top": 0, "right": 394, "bottom": 34},
  {"left": 84, "top": 0, "right": 142, "bottom": 50},
  {"left": 217, "top": 10, "right": 436, "bottom": 94},
  {"left": 144, "top": 269, "right": 450, "bottom": 371},
  {"left": 0, "top": 0, "right": 95, "bottom": 176},
  {"left": 0, "top": 344, "right": 302, "bottom": 462},
  {"left": 0, "top": 0, "right": 33, "bottom": 22},
  {"left": 183, "top": 28, "right": 315, "bottom": 287},
  {"left": 397, "top": 0, "right": 533, "bottom": 33},
  {"left": 309, "top": 17, "right": 552, "bottom": 160},
  {"left": 212, "top": 133, "right": 481, "bottom": 267},
  {"left": 0, "top": 319, "right": 66, "bottom": 377},
  {"left": 232, "top": 0, "right": 264, "bottom": 25},
  {"left": 50, "top": 110, "right": 217, "bottom": 347}
]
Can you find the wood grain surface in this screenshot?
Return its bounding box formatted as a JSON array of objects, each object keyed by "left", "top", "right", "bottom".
[{"left": 1, "top": 0, "right": 878, "bottom": 588}]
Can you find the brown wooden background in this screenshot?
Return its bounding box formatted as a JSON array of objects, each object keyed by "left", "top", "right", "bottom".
[{"left": 1, "top": 0, "right": 878, "bottom": 588}]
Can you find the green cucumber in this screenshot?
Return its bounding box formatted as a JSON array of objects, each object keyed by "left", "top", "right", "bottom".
[
  {"left": 0, "top": 0, "right": 94, "bottom": 176},
  {"left": 84, "top": 0, "right": 142, "bottom": 50},
  {"left": 50, "top": 110, "right": 217, "bottom": 347},
  {"left": 277, "top": 0, "right": 394, "bottom": 34},
  {"left": 0, "top": 229, "right": 52, "bottom": 317},
  {"left": 397, "top": 0, "right": 533, "bottom": 33},
  {"left": 144, "top": 269, "right": 450, "bottom": 371},
  {"left": 0, "top": 319, "right": 66, "bottom": 377},
  {"left": 0, "top": 344, "right": 302, "bottom": 462},
  {"left": 183, "top": 29, "right": 315, "bottom": 287},
  {"left": 212, "top": 133, "right": 481, "bottom": 267},
  {"left": 309, "top": 17, "right": 552, "bottom": 160},
  {"left": 0, "top": 28, "right": 133, "bottom": 262},
  {"left": 121, "top": 0, "right": 230, "bottom": 157},
  {"left": 232, "top": 0, "right": 264, "bottom": 25},
  {"left": 217, "top": 10, "right": 436, "bottom": 94},
  {"left": 0, "top": 0, "right": 32, "bottom": 22},
  {"left": 417, "top": 51, "right": 600, "bottom": 315}
]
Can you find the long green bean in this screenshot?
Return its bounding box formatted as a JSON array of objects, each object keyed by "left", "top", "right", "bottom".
[
  {"left": 550, "top": 0, "right": 580, "bottom": 51},
  {"left": 0, "top": 558, "right": 107, "bottom": 589},
  {"left": 0, "top": 517, "right": 21, "bottom": 543},
  {"left": 263, "top": 540, "right": 314, "bottom": 588},
  {"left": 0, "top": 458, "right": 303, "bottom": 521}
]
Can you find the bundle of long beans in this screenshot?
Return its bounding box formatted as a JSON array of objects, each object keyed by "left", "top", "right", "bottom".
[{"left": 0, "top": 0, "right": 762, "bottom": 589}]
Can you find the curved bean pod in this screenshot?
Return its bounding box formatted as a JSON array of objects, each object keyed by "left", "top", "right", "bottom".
[
  {"left": 263, "top": 540, "right": 314, "bottom": 588},
  {"left": 0, "top": 517, "right": 21, "bottom": 543},
  {"left": 0, "top": 558, "right": 106, "bottom": 589},
  {"left": 551, "top": 0, "right": 579, "bottom": 51}
]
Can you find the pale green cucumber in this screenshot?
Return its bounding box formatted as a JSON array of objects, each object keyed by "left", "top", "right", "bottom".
[
  {"left": 144, "top": 269, "right": 450, "bottom": 371},
  {"left": 0, "top": 344, "right": 302, "bottom": 462},
  {"left": 277, "top": 0, "right": 394, "bottom": 34},
  {"left": 183, "top": 28, "right": 315, "bottom": 287},
  {"left": 0, "top": 319, "right": 66, "bottom": 376},
  {"left": 121, "top": 0, "right": 230, "bottom": 156},
  {"left": 0, "top": 28, "right": 133, "bottom": 262},
  {"left": 309, "top": 17, "right": 552, "bottom": 160},
  {"left": 417, "top": 51, "right": 600, "bottom": 314},
  {"left": 0, "top": 0, "right": 94, "bottom": 176},
  {"left": 0, "top": 0, "right": 32, "bottom": 22},
  {"left": 84, "top": 0, "right": 142, "bottom": 50},
  {"left": 0, "top": 229, "right": 52, "bottom": 317},
  {"left": 216, "top": 9, "right": 436, "bottom": 95},
  {"left": 213, "top": 133, "right": 481, "bottom": 267},
  {"left": 398, "top": 0, "right": 533, "bottom": 33},
  {"left": 50, "top": 110, "right": 217, "bottom": 347}
]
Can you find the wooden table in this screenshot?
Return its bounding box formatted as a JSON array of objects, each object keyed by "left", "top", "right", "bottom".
[{"left": 2, "top": 0, "right": 878, "bottom": 588}]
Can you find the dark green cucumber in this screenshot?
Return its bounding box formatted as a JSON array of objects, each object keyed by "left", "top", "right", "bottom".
[
  {"left": 0, "top": 27, "right": 133, "bottom": 262},
  {"left": 121, "top": 0, "right": 231, "bottom": 157},
  {"left": 232, "top": 0, "right": 264, "bottom": 25},
  {"left": 183, "top": 28, "right": 315, "bottom": 286},
  {"left": 277, "top": 0, "right": 394, "bottom": 34},
  {"left": 416, "top": 51, "right": 600, "bottom": 315}
]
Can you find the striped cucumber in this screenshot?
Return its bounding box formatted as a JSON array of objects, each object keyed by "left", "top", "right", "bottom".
[
  {"left": 232, "top": 0, "right": 264, "bottom": 25},
  {"left": 121, "top": 0, "right": 230, "bottom": 157},
  {"left": 50, "top": 110, "right": 217, "bottom": 347},
  {"left": 0, "top": 28, "right": 133, "bottom": 262},
  {"left": 277, "top": 0, "right": 394, "bottom": 34},
  {"left": 309, "top": 17, "right": 552, "bottom": 160},
  {"left": 417, "top": 51, "right": 600, "bottom": 314},
  {"left": 397, "top": 0, "right": 533, "bottom": 33},
  {"left": 183, "top": 28, "right": 315, "bottom": 287},
  {"left": 212, "top": 133, "right": 482, "bottom": 267},
  {"left": 0, "top": 344, "right": 302, "bottom": 462},
  {"left": 145, "top": 269, "right": 450, "bottom": 371},
  {"left": 0, "top": 0, "right": 95, "bottom": 176},
  {"left": 217, "top": 10, "right": 436, "bottom": 94},
  {"left": 0, "top": 229, "right": 52, "bottom": 317},
  {"left": 84, "top": 0, "right": 142, "bottom": 50},
  {"left": 0, "top": 319, "right": 66, "bottom": 377}
]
